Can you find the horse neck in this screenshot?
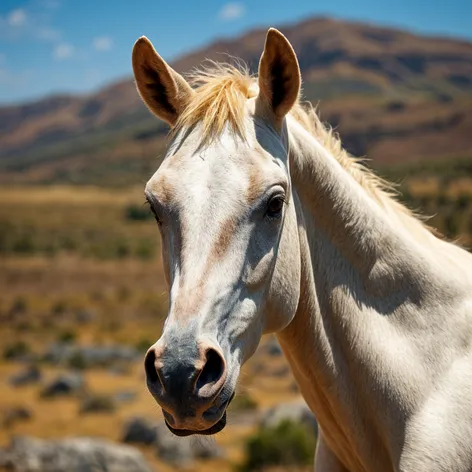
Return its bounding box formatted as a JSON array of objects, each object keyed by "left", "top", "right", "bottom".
[
  {"left": 285, "top": 115, "right": 434, "bottom": 292},
  {"left": 275, "top": 116, "right": 447, "bottom": 469}
]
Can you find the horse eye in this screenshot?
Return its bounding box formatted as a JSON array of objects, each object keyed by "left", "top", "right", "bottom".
[
  {"left": 151, "top": 208, "right": 161, "bottom": 225},
  {"left": 145, "top": 199, "right": 162, "bottom": 225},
  {"left": 266, "top": 195, "right": 285, "bottom": 219}
]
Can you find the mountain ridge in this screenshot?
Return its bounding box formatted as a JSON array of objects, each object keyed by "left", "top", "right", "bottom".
[{"left": 1, "top": 16, "right": 471, "bottom": 185}]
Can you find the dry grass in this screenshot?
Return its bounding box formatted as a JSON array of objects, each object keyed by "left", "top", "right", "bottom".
[
  {"left": 0, "top": 185, "right": 304, "bottom": 471},
  {"left": 1, "top": 182, "right": 470, "bottom": 471},
  {"left": 0, "top": 345, "right": 298, "bottom": 471}
]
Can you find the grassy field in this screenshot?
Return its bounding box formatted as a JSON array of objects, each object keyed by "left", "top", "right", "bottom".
[
  {"left": 0, "top": 177, "right": 471, "bottom": 471},
  {"left": 0, "top": 185, "right": 308, "bottom": 471}
]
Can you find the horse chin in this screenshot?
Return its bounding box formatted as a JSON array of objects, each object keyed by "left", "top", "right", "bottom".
[
  {"left": 164, "top": 411, "right": 227, "bottom": 437},
  {"left": 164, "top": 391, "right": 235, "bottom": 437}
]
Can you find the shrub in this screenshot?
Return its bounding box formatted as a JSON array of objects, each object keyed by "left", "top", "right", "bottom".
[
  {"left": 134, "top": 338, "right": 154, "bottom": 353},
  {"left": 228, "top": 391, "right": 258, "bottom": 412},
  {"left": 59, "top": 234, "right": 78, "bottom": 251},
  {"left": 444, "top": 212, "right": 460, "bottom": 237},
  {"left": 115, "top": 240, "right": 130, "bottom": 259},
  {"left": 436, "top": 193, "right": 449, "bottom": 207},
  {"left": 79, "top": 394, "right": 116, "bottom": 414},
  {"left": 9, "top": 296, "right": 28, "bottom": 315},
  {"left": 240, "top": 420, "right": 316, "bottom": 471},
  {"left": 52, "top": 300, "right": 67, "bottom": 315},
  {"left": 57, "top": 330, "right": 77, "bottom": 343},
  {"left": 68, "top": 351, "right": 87, "bottom": 370},
  {"left": 135, "top": 239, "right": 155, "bottom": 260},
  {"left": 456, "top": 193, "right": 470, "bottom": 210},
  {"left": 0, "top": 220, "right": 14, "bottom": 253},
  {"left": 12, "top": 232, "right": 36, "bottom": 254},
  {"left": 88, "top": 239, "right": 131, "bottom": 260},
  {"left": 125, "top": 204, "right": 153, "bottom": 221},
  {"left": 3, "top": 341, "right": 30, "bottom": 360}
]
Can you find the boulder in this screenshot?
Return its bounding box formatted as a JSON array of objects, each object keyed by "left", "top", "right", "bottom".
[
  {"left": 40, "top": 373, "right": 84, "bottom": 398},
  {"left": 43, "top": 343, "right": 139, "bottom": 368},
  {"left": 270, "top": 365, "right": 290, "bottom": 377},
  {"left": 122, "top": 417, "right": 157, "bottom": 445},
  {"left": 9, "top": 365, "right": 42, "bottom": 387},
  {"left": 74, "top": 309, "right": 97, "bottom": 324},
  {"left": 0, "top": 436, "right": 153, "bottom": 472},
  {"left": 264, "top": 337, "right": 283, "bottom": 356},
  {"left": 122, "top": 418, "right": 223, "bottom": 466},
  {"left": 154, "top": 423, "right": 194, "bottom": 467},
  {"left": 260, "top": 401, "right": 318, "bottom": 436},
  {"left": 79, "top": 394, "right": 116, "bottom": 414},
  {"left": 154, "top": 422, "right": 223, "bottom": 466},
  {"left": 2, "top": 407, "right": 33, "bottom": 428},
  {"left": 114, "top": 390, "right": 137, "bottom": 404},
  {"left": 192, "top": 439, "right": 222, "bottom": 459}
]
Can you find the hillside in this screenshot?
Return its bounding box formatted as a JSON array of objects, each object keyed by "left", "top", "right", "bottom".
[{"left": 1, "top": 17, "right": 472, "bottom": 185}]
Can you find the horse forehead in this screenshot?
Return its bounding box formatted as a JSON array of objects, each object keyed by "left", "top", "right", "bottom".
[{"left": 147, "top": 136, "right": 273, "bottom": 204}]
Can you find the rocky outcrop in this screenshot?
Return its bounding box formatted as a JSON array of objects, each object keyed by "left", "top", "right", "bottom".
[
  {"left": 122, "top": 417, "right": 157, "bottom": 446},
  {"left": 39, "top": 372, "right": 85, "bottom": 398},
  {"left": 0, "top": 436, "right": 154, "bottom": 472},
  {"left": 9, "top": 365, "right": 42, "bottom": 387},
  {"left": 260, "top": 401, "right": 318, "bottom": 436},
  {"left": 122, "top": 417, "right": 223, "bottom": 466},
  {"left": 43, "top": 343, "right": 138, "bottom": 368}
]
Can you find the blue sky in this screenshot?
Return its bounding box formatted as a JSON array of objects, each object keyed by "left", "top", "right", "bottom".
[{"left": 0, "top": 0, "right": 471, "bottom": 104}]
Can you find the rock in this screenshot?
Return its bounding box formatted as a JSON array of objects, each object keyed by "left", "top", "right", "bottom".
[
  {"left": 154, "top": 422, "right": 223, "bottom": 466},
  {"left": 270, "top": 365, "right": 290, "bottom": 377},
  {"left": 2, "top": 407, "right": 33, "bottom": 427},
  {"left": 0, "top": 436, "right": 153, "bottom": 472},
  {"left": 108, "top": 365, "right": 131, "bottom": 376},
  {"left": 154, "top": 423, "right": 194, "bottom": 467},
  {"left": 122, "top": 417, "right": 224, "bottom": 465},
  {"left": 264, "top": 337, "right": 283, "bottom": 356},
  {"left": 3, "top": 341, "right": 35, "bottom": 363},
  {"left": 40, "top": 373, "right": 84, "bottom": 398},
  {"left": 192, "top": 439, "right": 222, "bottom": 459},
  {"left": 79, "top": 394, "right": 116, "bottom": 414},
  {"left": 122, "top": 417, "right": 157, "bottom": 445},
  {"left": 74, "top": 309, "right": 97, "bottom": 324},
  {"left": 9, "top": 365, "right": 42, "bottom": 387},
  {"left": 260, "top": 401, "right": 318, "bottom": 436},
  {"left": 44, "top": 343, "right": 139, "bottom": 368},
  {"left": 114, "top": 390, "right": 137, "bottom": 404}
]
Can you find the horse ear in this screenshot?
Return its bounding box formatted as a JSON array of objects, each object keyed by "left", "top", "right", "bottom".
[
  {"left": 257, "top": 28, "right": 301, "bottom": 122},
  {"left": 132, "top": 36, "right": 194, "bottom": 126}
]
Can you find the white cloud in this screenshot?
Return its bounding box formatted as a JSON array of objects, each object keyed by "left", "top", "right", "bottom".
[
  {"left": 1, "top": 6, "right": 61, "bottom": 42},
  {"left": 218, "top": 2, "right": 245, "bottom": 21},
  {"left": 93, "top": 36, "right": 113, "bottom": 52},
  {"left": 53, "top": 43, "right": 74, "bottom": 60},
  {"left": 7, "top": 8, "right": 27, "bottom": 27}
]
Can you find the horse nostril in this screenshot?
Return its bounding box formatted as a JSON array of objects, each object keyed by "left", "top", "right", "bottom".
[
  {"left": 144, "top": 349, "right": 159, "bottom": 385},
  {"left": 196, "top": 348, "right": 225, "bottom": 391}
]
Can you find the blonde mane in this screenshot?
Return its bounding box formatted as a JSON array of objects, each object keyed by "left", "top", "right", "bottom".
[{"left": 175, "top": 63, "right": 420, "bottom": 223}]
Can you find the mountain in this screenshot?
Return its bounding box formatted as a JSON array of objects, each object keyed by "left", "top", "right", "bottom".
[{"left": 1, "top": 17, "right": 472, "bottom": 185}]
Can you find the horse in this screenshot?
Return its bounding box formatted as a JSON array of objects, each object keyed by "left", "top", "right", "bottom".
[{"left": 131, "top": 28, "right": 472, "bottom": 471}]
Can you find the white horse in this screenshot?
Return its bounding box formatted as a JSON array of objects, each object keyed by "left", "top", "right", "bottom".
[{"left": 132, "top": 28, "right": 472, "bottom": 471}]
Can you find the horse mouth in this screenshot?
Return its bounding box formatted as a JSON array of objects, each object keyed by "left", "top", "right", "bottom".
[
  {"left": 165, "top": 411, "right": 227, "bottom": 437},
  {"left": 164, "top": 392, "right": 234, "bottom": 437}
]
